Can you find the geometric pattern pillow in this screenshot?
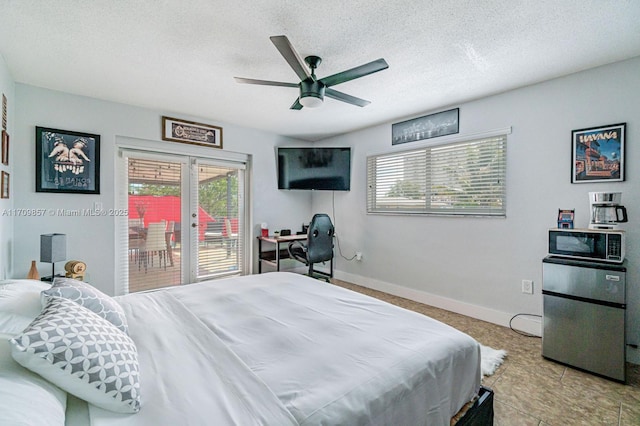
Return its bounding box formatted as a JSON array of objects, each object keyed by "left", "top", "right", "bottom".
[
  {"left": 41, "top": 277, "right": 129, "bottom": 334},
  {"left": 10, "top": 297, "right": 141, "bottom": 413}
]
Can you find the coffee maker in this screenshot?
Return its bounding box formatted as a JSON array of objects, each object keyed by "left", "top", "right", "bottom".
[{"left": 589, "top": 192, "right": 628, "bottom": 229}]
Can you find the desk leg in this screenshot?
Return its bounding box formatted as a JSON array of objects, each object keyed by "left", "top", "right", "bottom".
[
  {"left": 330, "top": 252, "right": 333, "bottom": 278},
  {"left": 275, "top": 240, "right": 281, "bottom": 271},
  {"left": 258, "top": 238, "right": 263, "bottom": 274}
]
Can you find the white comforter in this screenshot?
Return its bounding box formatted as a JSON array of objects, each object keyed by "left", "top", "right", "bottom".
[{"left": 88, "top": 272, "right": 481, "bottom": 426}]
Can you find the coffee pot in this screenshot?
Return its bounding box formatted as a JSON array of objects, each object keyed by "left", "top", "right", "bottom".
[{"left": 589, "top": 192, "right": 628, "bottom": 230}]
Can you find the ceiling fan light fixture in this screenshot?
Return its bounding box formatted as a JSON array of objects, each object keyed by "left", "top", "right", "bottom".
[
  {"left": 300, "top": 95, "right": 324, "bottom": 108},
  {"left": 299, "top": 79, "right": 325, "bottom": 108}
]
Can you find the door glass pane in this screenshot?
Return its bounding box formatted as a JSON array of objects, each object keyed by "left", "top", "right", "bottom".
[
  {"left": 127, "top": 158, "right": 183, "bottom": 292},
  {"left": 196, "top": 163, "right": 244, "bottom": 280}
]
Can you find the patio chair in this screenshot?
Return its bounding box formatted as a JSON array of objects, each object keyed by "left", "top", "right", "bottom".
[
  {"left": 225, "top": 218, "right": 238, "bottom": 257},
  {"left": 204, "top": 221, "right": 224, "bottom": 246},
  {"left": 141, "top": 221, "right": 168, "bottom": 272}
]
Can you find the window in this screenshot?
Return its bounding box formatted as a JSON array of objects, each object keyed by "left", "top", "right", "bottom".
[{"left": 367, "top": 134, "right": 507, "bottom": 216}]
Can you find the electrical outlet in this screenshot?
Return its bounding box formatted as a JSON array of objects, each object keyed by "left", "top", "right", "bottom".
[
  {"left": 522, "top": 279, "right": 533, "bottom": 294},
  {"left": 356, "top": 252, "right": 362, "bottom": 261}
]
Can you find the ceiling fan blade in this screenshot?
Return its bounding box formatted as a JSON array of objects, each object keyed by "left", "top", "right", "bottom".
[
  {"left": 325, "top": 88, "right": 371, "bottom": 107},
  {"left": 320, "top": 58, "right": 389, "bottom": 88},
  {"left": 270, "top": 35, "right": 311, "bottom": 81},
  {"left": 234, "top": 77, "right": 298, "bottom": 88},
  {"left": 290, "top": 98, "right": 303, "bottom": 110}
]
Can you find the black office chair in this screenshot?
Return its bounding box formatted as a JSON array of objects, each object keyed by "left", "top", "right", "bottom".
[{"left": 288, "top": 213, "right": 334, "bottom": 281}]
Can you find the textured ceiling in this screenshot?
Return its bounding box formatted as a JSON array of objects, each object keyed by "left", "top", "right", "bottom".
[{"left": 1, "top": 0, "right": 639, "bottom": 141}]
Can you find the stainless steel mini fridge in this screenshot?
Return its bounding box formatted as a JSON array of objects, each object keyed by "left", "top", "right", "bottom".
[{"left": 542, "top": 256, "right": 627, "bottom": 382}]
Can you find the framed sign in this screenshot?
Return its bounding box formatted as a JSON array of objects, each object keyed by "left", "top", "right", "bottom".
[
  {"left": 162, "top": 116, "right": 223, "bottom": 149},
  {"left": 571, "top": 123, "right": 625, "bottom": 183},
  {"left": 36, "top": 127, "right": 100, "bottom": 194},
  {"left": 392, "top": 108, "right": 459, "bottom": 145},
  {"left": 1, "top": 171, "right": 8, "bottom": 199},
  {"left": 1, "top": 130, "right": 8, "bottom": 165}
]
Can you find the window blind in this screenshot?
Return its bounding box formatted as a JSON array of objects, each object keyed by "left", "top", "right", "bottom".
[{"left": 367, "top": 135, "right": 507, "bottom": 216}]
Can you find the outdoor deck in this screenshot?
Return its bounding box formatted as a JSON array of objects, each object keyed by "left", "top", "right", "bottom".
[{"left": 128, "top": 243, "right": 240, "bottom": 293}]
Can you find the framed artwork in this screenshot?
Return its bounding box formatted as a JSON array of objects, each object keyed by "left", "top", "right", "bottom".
[
  {"left": 572, "top": 123, "right": 625, "bottom": 183},
  {"left": 36, "top": 127, "right": 100, "bottom": 194},
  {"left": 1, "top": 171, "right": 8, "bottom": 199},
  {"left": 2, "top": 93, "right": 6, "bottom": 130},
  {"left": 1, "top": 130, "right": 8, "bottom": 165},
  {"left": 392, "top": 108, "right": 459, "bottom": 145},
  {"left": 162, "top": 116, "right": 223, "bottom": 149}
]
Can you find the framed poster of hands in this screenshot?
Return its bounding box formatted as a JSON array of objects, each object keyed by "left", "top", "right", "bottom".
[{"left": 36, "top": 127, "right": 100, "bottom": 194}]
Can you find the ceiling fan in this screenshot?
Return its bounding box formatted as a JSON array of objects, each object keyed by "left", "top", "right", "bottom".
[{"left": 234, "top": 35, "right": 389, "bottom": 110}]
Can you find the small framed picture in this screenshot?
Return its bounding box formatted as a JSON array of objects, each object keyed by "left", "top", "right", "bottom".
[
  {"left": 162, "top": 116, "right": 223, "bottom": 149},
  {"left": 36, "top": 127, "right": 100, "bottom": 194},
  {"left": 571, "top": 123, "right": 625, "bottom": 183},
  {"left": 1, "top": 130, "right": 8, "bottom": 165},
  {"left": 1, "top": 171, "right": 9, "bottom": 199}
]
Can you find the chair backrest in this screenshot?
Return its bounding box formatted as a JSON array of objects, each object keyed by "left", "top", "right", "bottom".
[
  {"left": 225, "top": 218, "right": 237, "bottom": 238},
  {"left": 145, "top": 222, "right": 167, "bottom": 251},
  {"left": 306, "top": 213, "right": 334, "bottom": 264}
]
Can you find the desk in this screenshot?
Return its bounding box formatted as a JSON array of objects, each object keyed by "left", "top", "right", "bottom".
[{"left": 257, "top": 235, "right": 333, "bottom": 277}]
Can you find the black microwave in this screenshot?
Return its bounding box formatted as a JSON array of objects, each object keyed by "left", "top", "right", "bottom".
[{"left": 548, "top": 229, "right": 625, "bottom": 263}]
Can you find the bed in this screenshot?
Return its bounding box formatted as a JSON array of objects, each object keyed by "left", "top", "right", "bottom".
[{"left": 0, "top": 272, "right": 492, "bottom": 425}]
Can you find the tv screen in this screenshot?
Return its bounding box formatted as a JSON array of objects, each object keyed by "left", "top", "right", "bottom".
[{"left": 277, "top": 147, "right": 351, "bottom": 191}]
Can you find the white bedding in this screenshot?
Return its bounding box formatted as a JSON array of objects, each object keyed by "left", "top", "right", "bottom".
[
  {"left": 89, "top": 290, "right": 298, "bottom": 426},
  {"left": 77, "top": 272, "right": 481, "bottom": 426}
]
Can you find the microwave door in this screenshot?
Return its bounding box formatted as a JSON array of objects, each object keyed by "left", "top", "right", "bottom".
[{"left": 555, "top": 235, "right": 595, "bottom": 258}]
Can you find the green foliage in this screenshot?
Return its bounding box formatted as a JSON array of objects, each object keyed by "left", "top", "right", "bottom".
[
  {"left": 129, "top": 184, "right": 180, "bottom": 196},
  {"left": 386, "top": 180, "right": 424, "bottom": 199},
  {"left": 198, "top": 174, "right": 238, "bottom": 218}
]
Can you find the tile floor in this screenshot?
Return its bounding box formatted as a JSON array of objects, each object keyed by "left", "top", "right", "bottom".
[{"left": 331, "top": 279, "right": 640, "bottom": 425}]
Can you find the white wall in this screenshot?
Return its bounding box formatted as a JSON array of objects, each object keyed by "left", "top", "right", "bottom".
[
  {"left": 12, "top": 84, "right": 311, "bottom": 293},
  {"left": 314, "top": 57, "right": 640, "bottom": 363},
  {"left": 0, "top": 55, "right": 14, "bottom": 280}
]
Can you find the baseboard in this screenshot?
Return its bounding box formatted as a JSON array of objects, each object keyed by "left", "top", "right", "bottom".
[{"left": 334, "top": 270, "right": 543, "bottom": 337}]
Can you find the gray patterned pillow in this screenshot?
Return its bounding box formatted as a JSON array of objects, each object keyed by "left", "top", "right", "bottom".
[
  {"left": 10, "top": 296, "right": 141, "bottom": 414},
  {"left": 42, "top": 277, "right": 128, "bottom": 334}
]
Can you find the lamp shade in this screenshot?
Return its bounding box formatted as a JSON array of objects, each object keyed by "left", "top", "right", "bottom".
[{"left": 40, "top": 234, "right": 67, "bottom": 263}]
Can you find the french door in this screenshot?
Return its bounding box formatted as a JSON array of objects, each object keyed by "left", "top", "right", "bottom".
[{"left": 118, "top": 149, "right": 248, "bottom": 294}]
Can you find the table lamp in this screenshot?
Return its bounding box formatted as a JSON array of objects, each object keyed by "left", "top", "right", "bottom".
[{"left": 40, "top": 233, "right": 66, "bottom": 282}]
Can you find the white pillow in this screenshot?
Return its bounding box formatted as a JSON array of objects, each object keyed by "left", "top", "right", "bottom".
[
  {"left": 0, "top": 279, "right": 51, "bottom": 335},
  {"left": 41, "top": 277, "right": 129, "bottom": 334},
  {"left": 10, "top": 297, "right": 141, "bottom": 414},
  {"left": 0, "top": 332, "right": 67, "bottom": 426}
]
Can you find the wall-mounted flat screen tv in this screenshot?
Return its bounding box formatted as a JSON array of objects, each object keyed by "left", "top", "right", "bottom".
[{"left": 277, "top": 147, "right": 351, "bottom": 191}]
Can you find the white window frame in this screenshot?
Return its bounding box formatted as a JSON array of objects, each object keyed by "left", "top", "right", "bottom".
[{"left": 367, "top": 129, "right": 510, "bottom": 217}]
